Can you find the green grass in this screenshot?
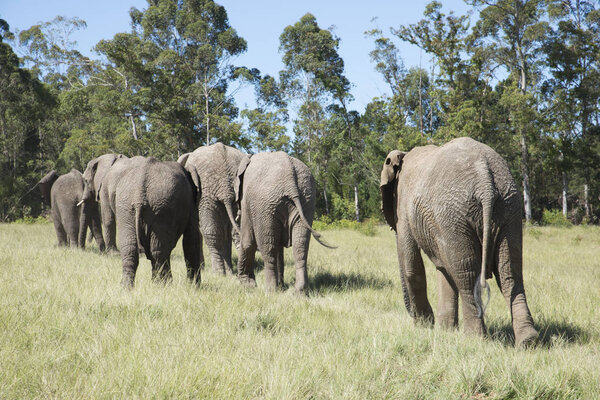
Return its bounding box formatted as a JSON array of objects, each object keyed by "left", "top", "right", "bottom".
[{"left": 0, "top": 223, "right": 599, "bottom": 399}]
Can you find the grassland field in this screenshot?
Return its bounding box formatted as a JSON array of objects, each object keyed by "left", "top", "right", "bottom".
[{"left": 0, "top": 222, "right": 599, "bottom": 399}]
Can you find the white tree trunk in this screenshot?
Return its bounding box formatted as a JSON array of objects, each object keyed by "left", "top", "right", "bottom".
[{"left": 354, "top": 184, "right": 360, "bottom": 222}]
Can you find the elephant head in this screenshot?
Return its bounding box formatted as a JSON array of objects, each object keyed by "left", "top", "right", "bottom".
[
  {"left": 379, "top": 150, "right": 405, "bottom": 231},
  {"left": 38, "top": 170, "right": 59, "bottom": 204},
  {"left": 82, "top": 154, "right": 124, "bottom": 202}
]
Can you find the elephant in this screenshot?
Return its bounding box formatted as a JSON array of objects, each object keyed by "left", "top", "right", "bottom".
[
  {"left": 235, "top": 151, "right": 334, "bottom": 293},
  {"left": 82, "top": 153, "right": 129, "bottom": 252},
  {"left": 180, "top": 143, "right": 245, "bottom": 275},
  {"left": 38, "top": 169, "right": 105, "bottom": 250},
  {"left": 115, "top": 156, "right": 201, "bottom": 288},
  {"left": 380, "top": 137, "right": 538, "bottom": 347}
]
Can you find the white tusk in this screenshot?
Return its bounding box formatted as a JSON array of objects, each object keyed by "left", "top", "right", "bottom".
[{"left": 76, "top": 199, "right": 85, "bottom": 207}]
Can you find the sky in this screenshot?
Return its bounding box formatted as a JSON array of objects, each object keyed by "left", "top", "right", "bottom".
[{"left": 1, "top": 0, "right": 475, "bottom": 113}]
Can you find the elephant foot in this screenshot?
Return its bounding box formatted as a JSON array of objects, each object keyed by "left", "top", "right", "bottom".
[
  {"left": 515, "top": 326, "right": 538, "bottom": 348},
  {"left": 239, "top": 275, "right": 257, "bottom": 288},
  {"left": 121, "top": 278, "right": 135, "bottom": 290},
  {"left": 437, "top": 314, "right": 458, "bottom": 330},
  {"left": 463, "top": 317, "right": 487, "bottom": 337},
  {"left": 413, "top": 312, "right": 435, "bottom": 328}
]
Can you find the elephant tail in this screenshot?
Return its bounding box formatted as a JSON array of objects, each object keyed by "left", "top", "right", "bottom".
[
  {"left": 224, "top": 200, "right": 240, "bottom": 236},
  {"left": 474, "top": 176, "right": 495, "bottom": 319},
  {"left": 134, "top": 204, "right": 144, "bottom": 255},
  {"left": 290, "top": 196, "right": 336, "bottom": 249}
]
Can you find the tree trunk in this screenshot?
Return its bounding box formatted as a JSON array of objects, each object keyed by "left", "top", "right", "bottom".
[
  {"left": 562, "top": 171, "right": 568, "bottom": 217},
  {"left": 520, "top": 132, "right": 532, "bottom": 222},
  {"left": 584, "top": 183, "right": 590, "bottom": 218},
  {"left": 354, "top": 184, "right": 360, "bottom": 222}
]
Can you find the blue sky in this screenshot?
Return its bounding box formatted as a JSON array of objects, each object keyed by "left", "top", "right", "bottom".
[{"left": 1, "top": 0, "right": 474, "bottom": 113}]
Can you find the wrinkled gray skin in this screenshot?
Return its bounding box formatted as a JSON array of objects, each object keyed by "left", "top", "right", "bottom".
[
  {"left": 235, "top": 152, "right": 334, "bottom": 293},
  {"left": 115, "top": 157, "right": 201, "bottom": 288},
  {"left": 180, "top": 143, "right": 245, "bottom": 275},
  {"left": 39, "top": 169, "right": 105, "bottom": 250},
  {"left": 82, "top": 153, "right": 129, "bottom": 252},
  {"left": 380, "top": 137, "right": 538, "bottom": 347}
]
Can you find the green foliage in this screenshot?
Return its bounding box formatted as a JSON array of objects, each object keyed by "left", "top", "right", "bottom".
[
  {"left": 542, "top": 209, "right": 572, "bottom": 227},
  {"left": 313, "top": 216, "right": 377, "bottom": 236}
]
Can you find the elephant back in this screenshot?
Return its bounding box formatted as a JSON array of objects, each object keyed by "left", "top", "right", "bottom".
[{"left": 188, "top": 143, "right": 245, "bottom": 201}]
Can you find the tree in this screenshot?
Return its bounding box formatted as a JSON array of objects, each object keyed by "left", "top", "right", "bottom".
[
  {"left": 543, "top": 0, "right": 600, "bottom": 218},
  {"left": 468, "top": 0, "right": 550, "bottom": 222},
  {"left": 0, "top": 19, "right": 55, "bottom": 220},
  {"left": 279, "top": 13, "right": 355, "bottom": 218},
  {"left": 96, "top": 0, "right": 249, "bottom": 156}
]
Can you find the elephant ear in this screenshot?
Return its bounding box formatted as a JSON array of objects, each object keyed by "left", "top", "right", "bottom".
[
  {"left": 235, "top": 154, "right": 252, "bottom": 207},
  {"left": 185, "top": 165, "right": 201, "bottom": 206},
  {"left": 177, "top": 153, "right": 190, "bottom": 167},
  {"left": 379, "top": 150, "right": 406, "bottom": 231},
  {"left": 38, "top": 170, "right": 59, "bottom": 204},
  {"left": 93, "top": 154, "right": 121, "bottom": 202}
]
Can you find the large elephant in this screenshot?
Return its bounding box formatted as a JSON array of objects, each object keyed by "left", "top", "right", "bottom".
[
  {"left": 380, "top": 137, "right": 538, "bottom": 347},
  {"left": 180, "top": 143, "right": 245, "bottom": 275},
  {"left": 38, "top": 169, "right": 105, "bottom": 250},
  {"left": 115, "top": 157, "right": 201, "bottom": 288},
  {"left": 82, "top": 153, "right": 128, "bottom": 252},
  {"left": 235, "top": 152, "right": 333, "bottom": 293}
]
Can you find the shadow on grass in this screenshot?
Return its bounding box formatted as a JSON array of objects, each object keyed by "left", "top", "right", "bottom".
[
  {"left": 488, "top": 317, "right": 592, "bottom": 348},
  {"left": 308, "top": 271, "right": 394, "bottom": 295}
]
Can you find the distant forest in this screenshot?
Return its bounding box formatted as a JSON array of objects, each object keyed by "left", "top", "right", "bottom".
[{"left": 1, "top": 0, "right": 599, "bottom": 224}]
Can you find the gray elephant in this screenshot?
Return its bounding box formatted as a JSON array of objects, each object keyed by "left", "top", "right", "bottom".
[
  {"left": 115, "top": 157, "right": 201, "bottom": 288},
  {"left": 380, "top": 137, "right": 538, "bottom": 347},
  {"left": 180, "top": 143, "right": 245, "bottom": 275},
  {"left": 235, "top": 152, "right": 334, "bottom": 293},
  {"left": 82, "top": 153, "right": 128, "bottom": 252},
  {"left": 38, "top": 169, "right": 105, "bottom": 250}
]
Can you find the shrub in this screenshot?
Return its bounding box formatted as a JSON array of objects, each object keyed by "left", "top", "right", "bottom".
[{"left": 542, "top": 209, "right": 572, "bottom": 227}]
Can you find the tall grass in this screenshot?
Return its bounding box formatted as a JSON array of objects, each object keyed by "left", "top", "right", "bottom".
[{"left": 0, "top": 223, "right": 598, "bottom": 399}]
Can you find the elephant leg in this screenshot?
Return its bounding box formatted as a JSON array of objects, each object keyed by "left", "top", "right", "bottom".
[
  {"left": 64, "top": 210, "right": 80, "bottom": 249},
  {"left": 495, "top": 229, "right": 538, "bottom": 348},
  {"left": 89, "top": 205, "right": 105, "bottom": 252},
  {"left": 101, "top": 204, "right": 118, "bottom": 252},
  {"left": 397, "top": 233, "right": 434, "bottom": 325},
  {"left": 259, "top": 244, "right": 279, "bottom": 292},
  {"left": 152, "top": 257, "right": 173, "bottom": 284},
  {"left": 276, "top": 246, "right": 285, "bottom": 288},
  {"left": 451, "top": 255, "right": 486, "bottom": 337},
  {"left": 223, "top": 226, "right": 234, "bottom": 275},
  {"left": 291, "top": 225, "right": 311, "bottom": 294},
  {"left": 183, "top": 216, "right": 202, "bottom": 286},
  {"left": 119, "top": 228, "right": 139, "bottom": 289},
  {"left": 237, "top": 240, "right": 257, "bottom": 287},
  {"left": 437, "top": 269, "right": 458, "bottom": 329},
  {"left": 78, "top": 207, "right": 88, "bottom": 249},
  {"left": 53, "top": 211, "right": 68, "bottom": 247}
]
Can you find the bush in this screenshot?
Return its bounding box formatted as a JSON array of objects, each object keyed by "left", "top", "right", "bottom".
[
  {"left": 312, "top": 217, "right": 377, "bottom": 236},
  {"left": 542, "top": 209, "right": 572, "bottom": 227}
]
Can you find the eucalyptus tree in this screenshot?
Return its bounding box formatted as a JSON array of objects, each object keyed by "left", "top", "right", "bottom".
[
  {"left": 0, "top": 19, "right": 55, "bottom": 220},
  {"left": 467, "top": 0, "right": 551, "bottom": 222},
  {"left": 241, "top": 74, "right": 290, "bottom": 152},
  {"left": 543, "top": 0, "right": 600, "bottom": 218},
  {"left": 279, "top": 13, "right": 356, "bottom": 218},
  {"left": 96, "top": 0, "right": 249, "bottom": 155}
]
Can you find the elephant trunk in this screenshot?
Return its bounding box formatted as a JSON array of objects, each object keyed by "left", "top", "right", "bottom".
[{"left": 396, "top": 238, "right": 413, "bottom": 316}]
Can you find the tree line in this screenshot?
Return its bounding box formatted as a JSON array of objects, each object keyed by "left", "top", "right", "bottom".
[{"left": 1, "top": 0, "right": 599, "bottom": 224}]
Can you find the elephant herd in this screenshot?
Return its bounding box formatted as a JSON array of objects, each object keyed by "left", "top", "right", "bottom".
[{"left": 38, "top": 138, "right": 538, "bottom": 347}]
